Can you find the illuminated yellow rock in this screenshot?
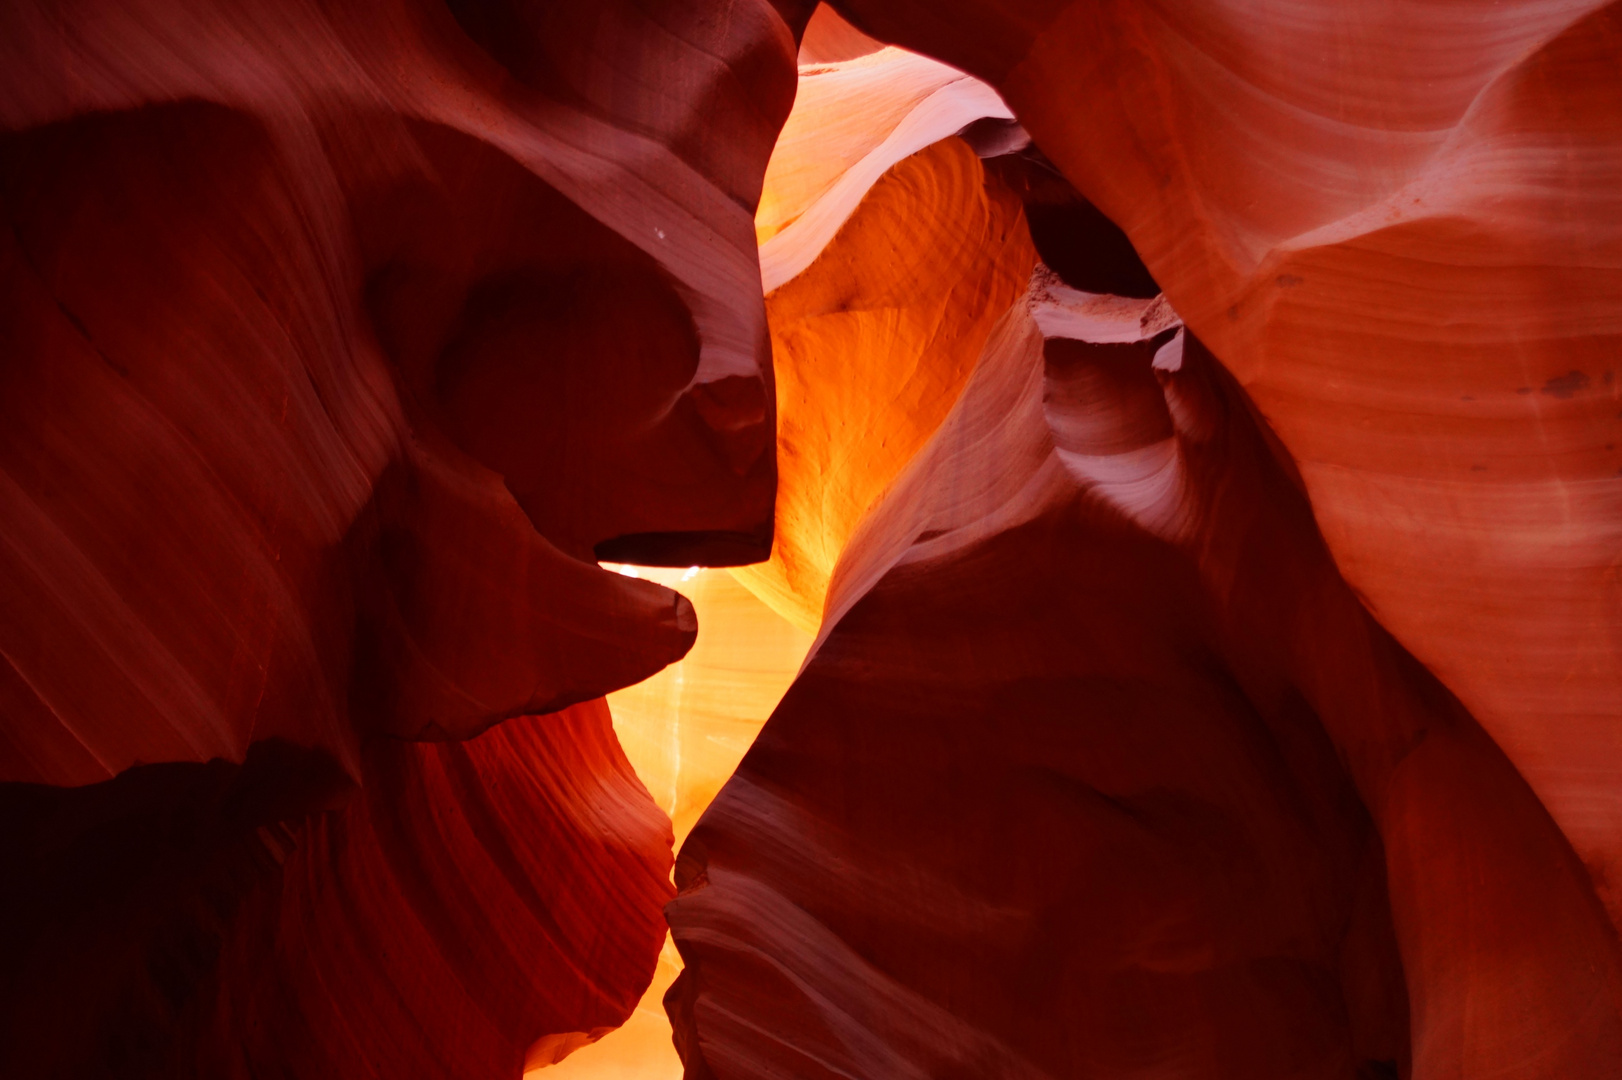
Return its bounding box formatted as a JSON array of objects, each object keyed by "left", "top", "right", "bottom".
[
  {"left": 737, "top": 136, "right": 1036, "bottom": 631},
  {"left": 535, "top": 565, "right": 812, "bottom": 1079}
]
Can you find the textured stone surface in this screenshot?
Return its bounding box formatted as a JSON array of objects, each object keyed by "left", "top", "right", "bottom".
[
  {"left": 672, "top": 266, "right": 1622, "bottom": 1078},
  {"left": 831, "top": 0, "right": 1622, "bottom": 928},
  {"left": 0, "top": 701, "right": 672, "bottom": 1079},
  {"left": 0, "top": 0, "right": 797, "bottom": 783},
  {"left": 5, "top": 2, "right": 1621, "bottom": 1077},
  {"left": 738, "top": 134, "right": 1035, "bottom": 630},
  {"left": 0, "top": 0, "right": 806, "bottom": 1075}
]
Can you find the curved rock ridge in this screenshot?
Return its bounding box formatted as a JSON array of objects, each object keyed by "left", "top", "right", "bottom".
[
  {"left": 0, "top": 0, "right": 797, "bottom": 785},
  {"left": 1, "top": 700, "right": 673, "bottom": 1080},
  {"left": 541, "top": 566, "right": 814, "bottom": 1080},
  {"left": 798, "top": 4, "right": 886, "bottom": 64},
  {"left": 0, "top": 0, "right": 810, "bottom": 1075},
  {"left": 737, "top": 135, "right": 1036, "bottom": 631},
  {"left": 3, "top": 3, "right": 1619, "bottom": 1077},
  {"left": 827, "top": 0, "right": 1622, "bottom": 925},
  {"left": 756, "top": 44, "right": 1015, "bottom": 292},
  {"left": 670, "top": 260, "right": 1622, "bottom": 1077},
  {"left": 237, "top": 701, "right": 673, "bottom": 1079}
]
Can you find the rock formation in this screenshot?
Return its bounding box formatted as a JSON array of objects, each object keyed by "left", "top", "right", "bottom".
[
  {"left": 0, "top": 0, "right": 805, "bottom": 1075},
  {"left": 3, "top": 1, "right": 1620, "bottom": 1078},
  {"left": 740, "top": 123, "right": 1035, "bottom": 629},
  {"left": 545, "top": 566, "right": 812, "bottom": 1080},
  {"left": 670, "top": 264, "right": 1622, "bottom": 1077},
  {"left": 829, "top": 0, "right": 1622, "bottom": 928},
  {"left": 669, "top": 5, "right": 1622, "bottom": 1072}
]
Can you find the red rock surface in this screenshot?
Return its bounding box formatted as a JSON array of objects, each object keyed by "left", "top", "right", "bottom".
[
  {"left": 666, "top": 20, "right": 1622, "bottom": 1066},
  {"left": 0, "top": 0, "right": 800, "bottom": 783},
  {"left": 0, "top": 702, "right": 670, "bottom": 1078},
  {"left": 741, "top": 133, "right": 1035, "bottom": 630},
  {"left": 670, "top": 263, "right": 1622, "bottom": 1078},
  {"left": 0, "top": 0, "right": 808, "bottom": 1075},
  {"left": 830, "top": 0, "right": 1622, "bottom": 927},
  {"left": 5, "top": 1, "right": 1621, "bottom": 1077}
]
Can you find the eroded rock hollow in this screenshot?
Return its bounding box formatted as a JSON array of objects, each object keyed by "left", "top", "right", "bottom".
[{"left": 1, "top": 2, "right": 1618, "bottom": 1078}]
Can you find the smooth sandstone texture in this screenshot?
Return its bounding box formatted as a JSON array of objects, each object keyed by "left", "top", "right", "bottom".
[
  {"left": 4, "top": 2, "right": 1620, "bottom": 1078},
  {"left": 828, "top": 0, "right": 1622, "bottom": 927},
  {"left": 740, "top": 133, "right": 1035, "bottom": 631},
  {"left": 798, "top": 4, "right": 885, "bottom": 64},
  {"left": 1, "top": 701, "right": 672, "bottom": 1079},
  {"left": 0, "top": 0, "right": 797, "bottom": 783},
  {"left": 0, "top": 0, "right": 811, "bottom": 1076},
  {"left": 541, "top": 566, "right": 813, "bottom": 1080},
  {"left": 756, "top": 45, "right": 1016, "bottom": 292},
  {"left": 671, "top": 263, "right": 1622, "bottom": 1078},
  {"left": 671, "top": 285, "right": 1408, "bottom": 1079}
]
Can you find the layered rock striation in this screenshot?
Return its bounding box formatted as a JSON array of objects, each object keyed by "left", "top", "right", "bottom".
[
  {"left": 2, "top": 2, "right": 1619, "bottom": 1078},
  {"left": 0, "top": 0, "right": 811, "bottom": 1075},
  {"left": 828, "top": 0, "right": 1622, "bottom": 927},
  {"left": 670, "top": 8, "right": 1622, "bottom": 1069},
  {"left": 672, "top": 253, "right": 1622, "bottom": 1077}
]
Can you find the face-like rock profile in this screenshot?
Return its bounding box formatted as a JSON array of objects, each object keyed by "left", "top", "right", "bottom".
[
  {"left": 3, "top": 2, "right": 1620, "bottom": 1078},
  {"left": 0, "top": 0, "right": 802, "bottom": 784},
  {"left": 0, "top": 0, "right": 804, "bottom": 1075}
]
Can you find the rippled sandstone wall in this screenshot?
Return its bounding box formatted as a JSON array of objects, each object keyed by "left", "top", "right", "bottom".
[
  {"left": 0, "top": 1, "right": 809, "bottom": 1075},
  {"left": 828, "top": 0, "right": 1622, "bottom": 927},
  {"left": 3, "top": 2, "right": 1620, "bottom": 1078},
  {"left": 670, "top": 5, "right": 1622, "bottom": 1075}
]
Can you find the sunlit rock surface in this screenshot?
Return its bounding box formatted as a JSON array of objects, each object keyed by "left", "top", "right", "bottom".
[
  {"left": 756, "top": 45, "right": 1016, "bottom": 292},
  {"left": 603, "top": 567, "right": 815, "bottom": 858},
  {"left": 670, "top": 263, "right": 1622, "bottom": 1078},
  {"left": 830, "top": 0, "right": 1622, "bottom": 927},
  {"left": 4, "top": 1, "right": 1620, "bottom": 1077},
  {"left": 538, "top": 566, "right": 811, "bottom": 1080},
  {"left": 738, "top": 134, "right": 1035, "bottom": 630},
  {"left": 669, "top": 5, "right": 1622, "bottom": 1068}
]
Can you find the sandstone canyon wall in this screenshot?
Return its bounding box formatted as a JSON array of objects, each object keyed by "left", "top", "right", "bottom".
[
  {"left": 541, "top": 565, "right": 812, "bottom": 1080},
  {"left": 0, "top": 0, "right": 806, "bottom": 1075},
  {"left": 2, "top": 2, "right": 1620, "bottom": 1079},
  {"left": 664, "top": 6, "right": 1621, "bottom": 1076},
  {"left": 828, "top": 0, "right": 1622, "bottom": 926},
  {"left": 669, "top": 5, "right": 1622, "bottom": 1077}
]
